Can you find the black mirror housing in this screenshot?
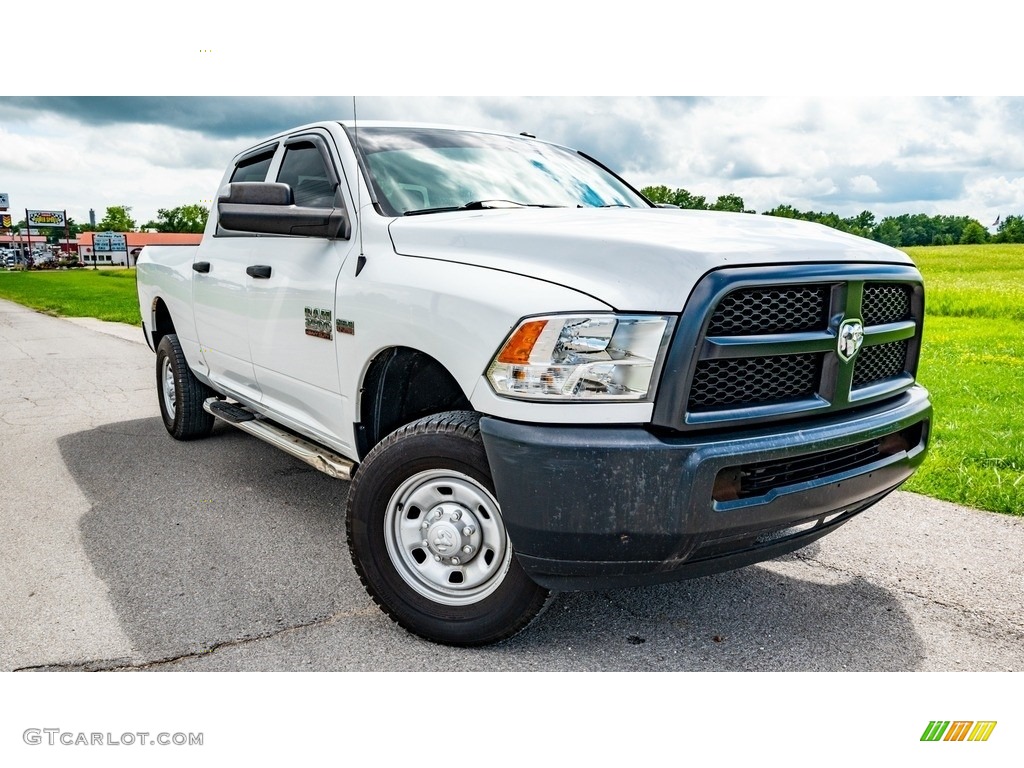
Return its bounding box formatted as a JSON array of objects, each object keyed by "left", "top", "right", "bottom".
[{"left": 217, "top": 182, "right": 350, "bottom": 239}]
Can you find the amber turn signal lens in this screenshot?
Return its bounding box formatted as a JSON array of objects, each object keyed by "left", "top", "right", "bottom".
[{"left": 495, "top": 319, "right": 548, "bottom": 364}]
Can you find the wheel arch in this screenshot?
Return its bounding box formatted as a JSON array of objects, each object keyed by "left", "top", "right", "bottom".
[
  {"left": 148, "top": 296, "right": 176, "bottom": 351},
  {"left": 356, "top": 346, "right": 473, "bottom": 460}
]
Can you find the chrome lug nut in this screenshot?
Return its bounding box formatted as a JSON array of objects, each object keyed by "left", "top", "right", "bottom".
[
  {"left": 451, "top": 557, "right": 461, "bottom": 565},
  {"left": 463, "top": 545, "right": 473, "bottom": 554}
]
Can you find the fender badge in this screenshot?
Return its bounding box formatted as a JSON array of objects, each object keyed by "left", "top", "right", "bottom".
[
  {"left": 336, "top": 319, "right": 355, "bottom": 336},
  {"left": 304, "top": 307, "right": 333, "bottom": 340},
  {"left": 837, "top": 318, "right": 864, "bottom": 362}
]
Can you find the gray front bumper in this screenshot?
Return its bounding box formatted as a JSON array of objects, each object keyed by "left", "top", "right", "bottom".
[{"left": 480, "top": 386, "right": 930, "bottom": 590}]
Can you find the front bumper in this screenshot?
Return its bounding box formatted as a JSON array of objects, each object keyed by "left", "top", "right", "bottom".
[{"left": 479, "top": 385, "right": 930, "bottom": 590}]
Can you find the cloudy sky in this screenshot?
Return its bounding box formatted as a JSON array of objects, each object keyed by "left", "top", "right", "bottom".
[
  {"left": 1, "top": 3, "right": 1020, "bottom": 231},
  {"left": 2, "top": 96, "right": 1022, "bottom": 231}
]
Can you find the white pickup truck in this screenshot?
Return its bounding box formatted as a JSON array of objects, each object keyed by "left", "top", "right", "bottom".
[{"left": 136, "top": 120, "right": 931, "bottom": 645}]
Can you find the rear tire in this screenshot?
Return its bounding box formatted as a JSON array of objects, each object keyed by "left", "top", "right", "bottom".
[
  {"left": 156, "top": 334, "right": 215, "bottom": 440},
  {"left": 346, "top": 411, "right": 551, "bottom": 646}
]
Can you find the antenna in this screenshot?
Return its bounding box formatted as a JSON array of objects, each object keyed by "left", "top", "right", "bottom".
[{"left": 353, "top": 96, "right": 366, "bottom": 274}]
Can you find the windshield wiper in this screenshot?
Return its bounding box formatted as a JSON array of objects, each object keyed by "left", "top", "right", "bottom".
[{"left": 404, "top": 200, "right": 564, "bottom": 216}]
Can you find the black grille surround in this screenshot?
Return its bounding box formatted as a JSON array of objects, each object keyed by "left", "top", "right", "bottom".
[{"left": 652, "top": 263, "right": 925, "bottom": 432}]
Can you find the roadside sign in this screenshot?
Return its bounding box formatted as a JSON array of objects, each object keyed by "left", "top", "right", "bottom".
[
  {"left": 0, "top": 192, "right": 9, "bottom": 209},
  {"left": 94, "top": 232, "right": 126, "bottom": 252},
  {"left": 94, "top": 232, "right": 129, "bottom": 266},
  {"left": 27, "top": 209, "right": 65, "bottom": 227}
]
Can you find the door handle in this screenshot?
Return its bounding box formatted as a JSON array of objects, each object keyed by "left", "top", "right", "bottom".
[
  {"left": 246, "top": 265, "right": 272, "bottom": 279},
  {"left": 192, "top": 261, "right": 211, "bottom": 273}
]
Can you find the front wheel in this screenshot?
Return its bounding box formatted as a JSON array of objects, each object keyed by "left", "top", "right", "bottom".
[
  {"left": 155, "top": 333, "right": 215, "bottom": 440},
  {"left": 346, "top": 411, "right": 551, "bottom": 646}
]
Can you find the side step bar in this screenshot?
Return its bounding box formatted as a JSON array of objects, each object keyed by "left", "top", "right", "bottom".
[{"left": 203, "top": 398, "right": 355, "bottom": 481}]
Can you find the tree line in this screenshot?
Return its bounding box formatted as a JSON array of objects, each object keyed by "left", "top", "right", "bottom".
[
  {"left": 6, "top": 204, "right": 210, "bottom": 242},
  {"left": 641, "top": 185, "right": 1024, "bottom": 246},
  {"left": 11, "top": 194, "right": 1024, "bottom": 247},
  {"left": 86, "top": 204, "right": 210, "bottom": 234}
]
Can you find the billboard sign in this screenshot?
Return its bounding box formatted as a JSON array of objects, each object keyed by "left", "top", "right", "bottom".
[
  {"left": 0, "top": 193, "right": 9, "bottom": 209},
  {"left": 27, "top": 209, "right": 66, "bottom": 227}
]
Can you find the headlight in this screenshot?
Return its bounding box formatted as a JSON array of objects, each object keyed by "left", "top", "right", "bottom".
[{"left": 486, "top": 314, "right": 675, "bottom": 401}]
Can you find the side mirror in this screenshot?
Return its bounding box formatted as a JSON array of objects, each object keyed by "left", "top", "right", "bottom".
[
  {"left": 220, "top": 181, "right": 294, "bottom": 206},
  {"left": 217, "top": 182, "right": 350, "bottom": 239}
]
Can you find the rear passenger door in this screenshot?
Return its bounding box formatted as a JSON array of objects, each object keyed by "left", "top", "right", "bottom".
[{"left": 192, "top": 143, "right": 277, "bottom": 404}]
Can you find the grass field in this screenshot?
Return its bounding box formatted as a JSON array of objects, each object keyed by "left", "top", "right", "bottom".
[
  {"left": 901, "top": 245, "right": 1023, "bottom": 515},
  {"left": 0, "top": 268, "right": 141, "bottom": 325},
  {"left": 1, "top": 246, "right": 1021, "bottom": 515}
]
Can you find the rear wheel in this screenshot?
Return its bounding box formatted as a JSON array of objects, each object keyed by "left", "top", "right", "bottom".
[
  {"left": 346, "top": 411, "right": 550, "bottom": 645},
  {"left": 155, "top": 334, "right": 215, "bottom": 440}
]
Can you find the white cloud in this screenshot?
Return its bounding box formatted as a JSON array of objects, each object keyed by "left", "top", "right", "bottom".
[
  {"left": 849, "top": 175, "right": 881, "bottom": 195},
  {"left": 3, "top": 96, "right": 1024, "bottom": 226},
  {"left": 963, "top": 175, "right": 1024, "bottom": 211}
]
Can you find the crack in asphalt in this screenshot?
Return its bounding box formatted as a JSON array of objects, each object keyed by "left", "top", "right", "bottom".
[
  {"left": 13, "top": 606, "right": 377, "bottom": 672},
  {"left": 789, "top": 550, "right": 1024, "bottom": 638}
]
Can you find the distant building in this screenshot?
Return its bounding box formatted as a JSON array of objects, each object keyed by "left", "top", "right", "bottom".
[
  {"left": 77, "top": 232, "right": 203, "bottom": 266},
  {"left": 0, "top": 231, "right": 50, "bottom": 253}
]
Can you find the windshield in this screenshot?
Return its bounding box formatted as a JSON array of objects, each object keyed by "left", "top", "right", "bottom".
[{"left": 350, "top": 126, "right": 650, "bottom": 216}]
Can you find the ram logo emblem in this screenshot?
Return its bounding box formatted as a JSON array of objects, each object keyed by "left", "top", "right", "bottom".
[{"left": 838, "top": 318, "right": 865, "bottom": 362}]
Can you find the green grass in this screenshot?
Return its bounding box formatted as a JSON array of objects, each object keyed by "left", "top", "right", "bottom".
[
  {"left": 906, "top": 243, "right": 1024, "bottom": 322},
  {"left": 902, "top": 244, "right": 1024, "bottom": 515},
  {"left": 0, "top": 268, "right": 141, "bottom": 325}
]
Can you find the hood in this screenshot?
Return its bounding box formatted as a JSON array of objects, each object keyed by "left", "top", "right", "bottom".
[{"left": 387, "top": 207, "right": 913, "bottom": 312}]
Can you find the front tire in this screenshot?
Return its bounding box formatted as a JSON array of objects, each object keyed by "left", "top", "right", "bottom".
[
  {"left": 346, "top": 411, "right": 551, "bottom": 646},
  {"left": 155, "top": 333, "right": 215, "bottom": 440}
]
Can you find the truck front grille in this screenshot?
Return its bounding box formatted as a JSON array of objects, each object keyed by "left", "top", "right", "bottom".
[
  {"left": 653, "top": 264, "right": 925, "bottom": 431},
  {"left": 690, "top": 354, "right": 821, "bottom": 409},
  {"left": 707, "top": 285, "right": 828, "bottom": 335},
  {"left": 852, "top": 339, "right": 909, "bottom": 388},
  {"left": 862, "top": 283, "right": 912, "bottom": 326}
]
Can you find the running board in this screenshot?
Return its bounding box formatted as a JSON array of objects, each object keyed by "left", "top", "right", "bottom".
[{"left": 203, "top": 398, "right": 354, "bottom": 481}]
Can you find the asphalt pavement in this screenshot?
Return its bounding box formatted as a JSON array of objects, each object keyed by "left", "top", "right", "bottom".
[{"left": 1, "top": 297, "right": 1022, "bottom": 672}]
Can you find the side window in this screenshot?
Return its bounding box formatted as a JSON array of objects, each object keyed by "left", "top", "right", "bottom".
[
  {"left": 230, "top": 150, "right": 274, "bottom": 183},
  {"left": 277, "top": 142, "right": 337, "bottom": 208}
]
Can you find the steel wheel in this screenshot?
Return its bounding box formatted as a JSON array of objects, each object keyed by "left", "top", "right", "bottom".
[
  {"left": 346, "top": 411, "right": 551, "bottom": 646},
  {"left": 155, "top": 334, "right": 215, "bottom": 440},
  {"left": 160, "top": 353, "right": 177, "bottom": 421},
  {"left": 385, "top": 468, "right": 512, "bottom": 606}
]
